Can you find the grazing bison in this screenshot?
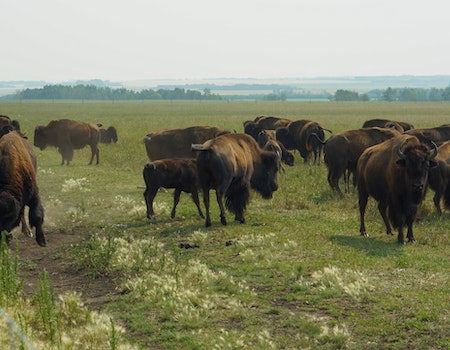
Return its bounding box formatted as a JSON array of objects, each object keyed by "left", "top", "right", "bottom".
[
  {"left": 193, "top": 133, "right": 281, "bottom": 227},
  {"left": 258, "top": 132, "right": 295, "bottom": 166},
  {"left": 99, "top": 126, "right": 118, "bottom": 143},
  {"left": 144, "top": 126, "right": 230, "bottom": 161},
  {"left": 143, "top": 158, "right": 204, "bottom": 219},
  {"left": 243, "top": 116, "right": 291, "bottom": 140},
  {"left": 362, "top": 118, "right": 414, "bottom": 131},
  {"left": 406, "top": 125, "right": 450, "bottom": 145},
  {"left": 0, "top": 128, "right": 45, "bottom": 246},
  {"left": 357, "top": 135, "right": 437, "bottom": 244},
  {"left": 34, "top": 119, "right": 101, "bottom": 165},
  {"left": 323, "top": 127, "right": 401, "bottom": 196},
  {"left": 427, "top": 141, "right": 450, "bottom": 215}
]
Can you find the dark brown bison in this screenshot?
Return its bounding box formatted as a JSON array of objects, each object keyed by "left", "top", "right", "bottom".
[
  {"left": 323, "top": 127, "right": 401, "bottom": 196},
  {"left": 362, "top": 118, "right": 414, "bottom": 131},
  {"left": 0, "top": 128, "right": 45, "bottom": 246},
  {"left": 99, "top": 126, "right": 118, "bottom": 143},
  {"left": 406, "top": 125, "right": 450, "bottom": 145},
  {"left": 0, "top": 115, "right": 22, "bottom": 133},
  {"left": 357, "top": 135, "right": 437, "bottom": 244},
  {"left": 243, "top": 116, "right": 291, "bottom": 140},
  {"left": 193, "top": 133, "right": 281, "bottom": 227},
  {"left": 143, "top": 158, "right": 204, "bottom": 219},
  {"left": 144, "top": 126, "right": 230, "bottom": 161},
  {"left": 427, "top": 141, "right": 450, "bottom": 215},
  {"left": 259, "top": 133, "right": 295, "bottom": 166},
  {"left": 276, "top": 119, "right": 330, "bottom": 164},
  {"left": 34, "top": 119, "right": 101, "bottom": 165}
]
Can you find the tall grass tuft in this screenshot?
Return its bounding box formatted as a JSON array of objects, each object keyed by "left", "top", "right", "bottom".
[{"left": 0, "top": 232, "right": 22, "bottom": 307}]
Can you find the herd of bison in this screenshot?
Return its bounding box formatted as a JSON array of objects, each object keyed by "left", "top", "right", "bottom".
[{"left": 1, "top": 113, "right": 449, "bottom": 248}]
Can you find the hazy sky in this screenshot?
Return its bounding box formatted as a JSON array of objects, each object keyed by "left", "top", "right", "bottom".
[{"left": 3, "top": 0, "right": 450, "bottom": 82}]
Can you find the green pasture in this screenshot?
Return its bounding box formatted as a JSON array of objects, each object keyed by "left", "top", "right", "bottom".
[{"left": 0, "top": 100, "right": 449, "bottom": 349}]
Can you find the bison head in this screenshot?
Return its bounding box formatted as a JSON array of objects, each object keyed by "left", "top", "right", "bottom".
[
  {"left": 0, "top": 192, "right": 21, "bottom": 233},
  {"left": 33, "top": 126, "right": 48, "bottom": 150},
  {"left": 396, "top": 140, "right": 438, "bottom": 203},
  {"left": 251, "top": 151, "right": 281, "bottom": 199}
]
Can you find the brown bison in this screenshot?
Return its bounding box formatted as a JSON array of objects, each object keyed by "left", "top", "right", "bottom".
[
  {"left": 357, "top": 135, "right": 437, "bottom": 244},
  {"left": 144, "top": 126, "right": 230, "bottom": 161},
  {"left": 362, "top": 118, "right": 414, "bottom": 131},
  {"left": 99, "top": 126, "right": 118, "bottom": 143},
  {"left": 34, "top": 119, "right": 101, "bottom": 165},
  {"left": 275, "top": 119, "right": 330, "bottom": 164},
  {"left": 427, "top": 141, "right": 450, "bottom": 215},
  {"left": 143, "top": 158, "right": 204, "bottom": 219},
  {"left": 193, "top": 133, "right": 281, "bottom": 227},
  {"left": 406, "top": 125, "right": 450, "bottom": 145},
  {"left": 243, "top": 116, "right": 291, "bottom": 140},
  {"left": 0, "top": 128, "right": 46, "bottom": 246},
  {"left": 323, "top": 127, "right": 401, "bottom": 196},
  {"left": 259, "top": 133, "right": 295, "bottom": 166}
]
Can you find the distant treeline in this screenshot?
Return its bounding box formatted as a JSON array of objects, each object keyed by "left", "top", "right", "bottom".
[
  {"left": 334, "top": 86, "right": 450, "bottom": 102},
  {"left": 4, "top": 83, "right": 450, "bottom": 102},
  {"left": 7, "top": 84, "right": 222, "bottom": 101}
]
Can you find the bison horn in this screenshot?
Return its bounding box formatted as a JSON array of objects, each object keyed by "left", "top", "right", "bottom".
[
  {"left": 396, "top": 140, "right": 408, "bottom": 160},
  {"left": 428, "top": 141, "right": 438, "bottom": 160}
]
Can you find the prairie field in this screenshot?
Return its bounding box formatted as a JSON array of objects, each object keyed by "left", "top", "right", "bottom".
[{"left": 0, "top": 100, "right": 449, "bottom": 349}]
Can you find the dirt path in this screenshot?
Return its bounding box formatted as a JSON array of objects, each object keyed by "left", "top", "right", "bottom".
[{"left": 14, "top": 229, "right": 119, "bottom": 310}]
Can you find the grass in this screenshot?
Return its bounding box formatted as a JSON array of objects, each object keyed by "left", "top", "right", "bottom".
[{"left": 1, "top": 100, "right": 449, "bottom": 349}]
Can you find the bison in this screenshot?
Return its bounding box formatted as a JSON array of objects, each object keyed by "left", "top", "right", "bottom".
[
  {"left": 143, "top": 158, "right": 204, "bottom": 219},
  {"left": 192, "top": 133, "right": 281, "bottom": 227},
  {"left": 34, "top": 118, "right": 101, "bottom": 165},
  {"left": 406, "top": 125, "right": 450, "bottom": 145},
  {"left": 243, "top": 116, "right": 291, "bottom": 140},
  {"left": 99, "top": 126, "right": 118, "bottom": 144},
  {"left": 357, "top": 135, "right": 437, "bottom": 244},
  {"left": 427, "top": 140, "right": 450, "bottom": 215},
  {"left": 0, "top": 128, "right": 46, "bottom": 247},
  {"left": 259, "top": 133, "right": 295, "bottom": 166},
  {"left": 362, "top": 118, "right": 414, "bottom": 131},
  {"left": 322, "top": 127, "right": 401, "bottom": 196},
  {"left": 144, "top": 126, "right": 230, "bottom": 161},
  {"left": 275, "top": 119, "right": 331, "bottom": 164}
]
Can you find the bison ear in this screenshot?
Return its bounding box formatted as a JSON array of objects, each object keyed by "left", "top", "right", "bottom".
[{"left": 396, "top": 159, "right": 406, "bottom": 168}]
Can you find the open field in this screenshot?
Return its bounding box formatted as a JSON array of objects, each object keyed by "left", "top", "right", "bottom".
[{"left": 1, "top": 100, "right": 449, "bottom": 349}]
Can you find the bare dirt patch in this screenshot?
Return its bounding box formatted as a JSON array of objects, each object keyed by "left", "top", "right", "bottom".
[{"left": 13, "top": 229, "right": 120, "bottom": 310}]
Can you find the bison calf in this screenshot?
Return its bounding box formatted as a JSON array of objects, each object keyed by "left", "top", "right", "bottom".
[{"left": 143, "top": 158, "right": 204, "bottom": 219}]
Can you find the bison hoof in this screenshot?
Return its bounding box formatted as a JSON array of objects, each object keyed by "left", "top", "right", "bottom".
[
  {"left": 205, "top": 220, "right": 211, "bottom": 227},
  {"left": 36, "top": 238, "right": 46, "bottom": 247},
  {"left": 220, "top": 217, "right": 227, "bottom": 225},
  {"left": 360, "top": 232, "right": 368, "bottom": 237}
]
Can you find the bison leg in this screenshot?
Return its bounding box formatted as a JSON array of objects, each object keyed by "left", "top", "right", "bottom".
[
  {"left": 327, "top": 170, "right": 343, "bottom": 197},
  {"left": 397, "top": 227, "right": 405, "bottom": 245},
  {"left": 358, "top": 190, "right": 369, "bottom": 236},
  {"left": 433, "top": 192, "right": 442, "bottom": 216},
  {"left": 378, "top": 201, "right": 394, "bottom": 236},
  {"left": 89, "top": 145, "right": 99, "bottom": 165},
  {"left": 202, "top": 189, "right": 212, "bottom": 227},
  {"left": 171, "top": 189, "right": 181, "bottom": 219},
  {"left": 20, "top": 212, "right": 33, "bottom": 237},
  {"left": 216, "top": 190, "right": 227, "bottom": 226},
  {"left": 144, "top": 186, "right": 158, "bottom": 219},
  {"left": 28, "top": 198, "right": 45, "bottom": 247},
  {"left": 191, "top": 190, "right": 205, "bottom": 219}
]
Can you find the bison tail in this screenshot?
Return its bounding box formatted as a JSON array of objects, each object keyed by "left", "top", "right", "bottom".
[
  {"left": 225, "top": 181, "right": 250, "bottom": 214},
  {"left": 191, "top": 144, "right": 206, "bottom": 151}
]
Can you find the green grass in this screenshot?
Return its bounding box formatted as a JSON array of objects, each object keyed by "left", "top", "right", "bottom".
[{"left": 1, "top": 100, "right": 449, "bottom": 349}]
